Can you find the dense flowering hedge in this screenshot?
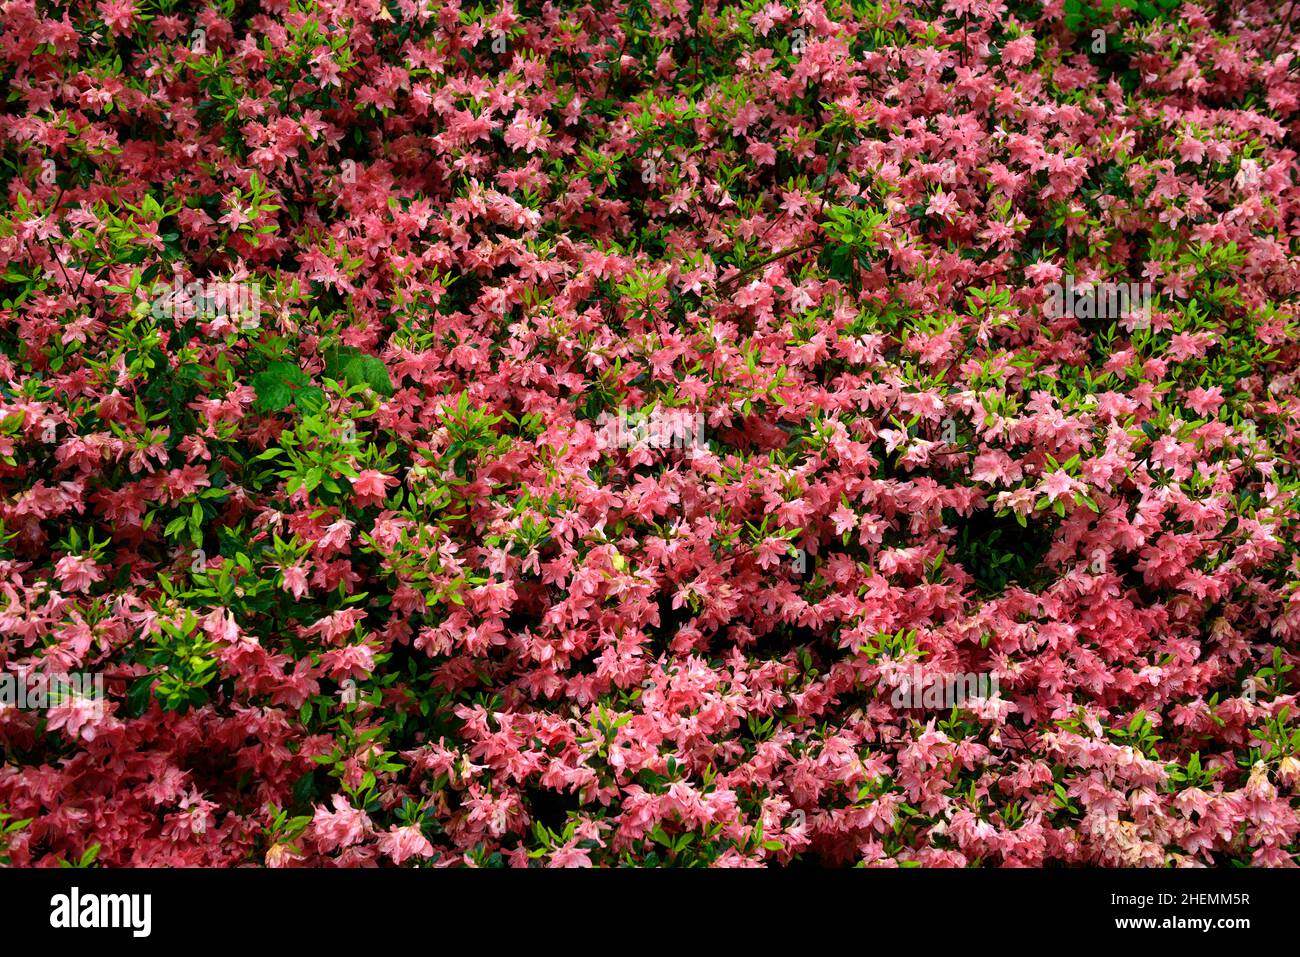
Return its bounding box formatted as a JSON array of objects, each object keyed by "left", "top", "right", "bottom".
[{"left": 1, "top": 0, "right": 1299, "bottom": 868}]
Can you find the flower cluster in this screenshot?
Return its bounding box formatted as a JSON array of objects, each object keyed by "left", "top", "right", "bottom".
[{"left": 1, "top": 0, "right": 1299, "bottom": 868}]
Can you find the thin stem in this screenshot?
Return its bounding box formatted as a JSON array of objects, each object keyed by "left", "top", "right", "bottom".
[
  {"left": 1268, "top": 0, "right": 1297, "bottom": 56},
  {"left": 714, "top": 239, "right": 822, "bottom": 296}
]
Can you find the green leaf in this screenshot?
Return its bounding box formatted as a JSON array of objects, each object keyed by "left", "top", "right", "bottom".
[
  {"left": 253, "top": 361, "right": 309, "bottom": 412},
  {"left": 325, "top": 346, "right": 394, "bottom": 396},
  {"left": 126, "top": 677, "right": 155, "bottom": 717},
  {"left": 344, "top": 355, "right": 394, "bottom": 396},
  {"left": 294, "top": 385, "right": 326, "bottom": 414}
]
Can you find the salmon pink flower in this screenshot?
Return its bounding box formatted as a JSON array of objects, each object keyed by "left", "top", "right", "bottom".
[{"left": 54, "top": 555, "right": 103, "bottom": 593}]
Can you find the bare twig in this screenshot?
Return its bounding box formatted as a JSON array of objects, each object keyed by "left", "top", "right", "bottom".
[
  {"left": 714, "top": 239, "right": 823, "bottom": 297},
  {"left": 1267, "top": 0, "right": 1297, "bottom": 56}
]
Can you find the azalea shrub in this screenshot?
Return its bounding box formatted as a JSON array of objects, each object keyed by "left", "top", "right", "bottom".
[{"left": 1, "top": 0, "right": 1299, "bottom": 868}]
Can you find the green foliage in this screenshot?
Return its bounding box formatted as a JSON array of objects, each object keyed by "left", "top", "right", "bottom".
[
  {"left": 127, "top": 612, "right": 222, "bottom": 715},
  {"left": 1248, "top": 706, "right": 1300, "bottom": 763},
  {"left": 820, "top": 204, "right": 887, "bottom": 286},
  {"left": 0, "top": 811, "right": 32, "bottom": 866},
  {"left": 1108, "top": 710, "right": 1162, "bottom": 759},
  {"left": 1064, "top": 0, "right": 1180, "bottom": 32},
  {"left": 57, "top": 843, "right": 102, "bottom": 868},
  {"left": 325, "top": 346, "right": 395, "bottom": 397},
  {"left": 950, "top": 508, "right": 1056, "bottom": 596},
  {"left": 253, "top": 347, "right": 392, "bottom": 415},
  {"left": 253, "top": 360, "right": 322, "bottom": 413},
  {"left": 1166, "top": 751, "right": 1218, "bottom": 791}
]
